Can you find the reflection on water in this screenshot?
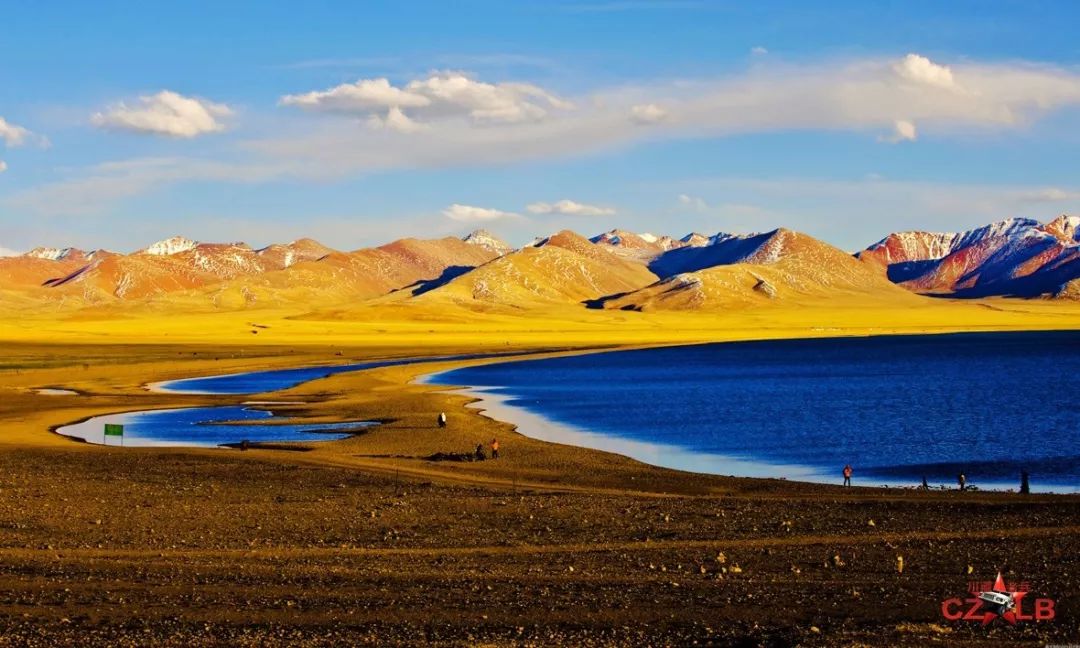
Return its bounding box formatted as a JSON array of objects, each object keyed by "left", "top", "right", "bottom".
[{"left": 57, "top": 405, "right": 374, "bottom": 448}]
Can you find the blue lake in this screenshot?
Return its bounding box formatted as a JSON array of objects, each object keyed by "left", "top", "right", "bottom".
[
  {"left": 427, "top": 331, "right": 1080, "bottom": 492},
  {"left": 150, "top": 352, "right": 518, "bottom": 395},
  {"left": 56, "top": 405, "right": 375, "bottom": 448}
]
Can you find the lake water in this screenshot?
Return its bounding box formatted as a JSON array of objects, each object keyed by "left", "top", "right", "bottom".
[
  {"left": 56, "top": 405, "right": 375, "bottom": 448},
  {"left": 426, "top": 332, "right": 1080, "bottom": 492},
  {"left": 149, "top": 352, "right": 519, "bottom": 395}
]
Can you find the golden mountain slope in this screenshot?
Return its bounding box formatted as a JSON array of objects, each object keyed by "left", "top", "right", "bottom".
[
  {"left": 0, "top": 236, "right": 493, "bottom": 313},
  {"left": 0, "top": 254, "right": 89, "bottom": 291},
  {"left": 188, "top": 236, "right": 499, "bottom": 310},
  {"left": 39, "top": 244, "right": 279, "bottom": 303},
  {"left": 408, "top": 231, "right": 658, "bottom": 309},
  {"left": 603, "top": 228, "right": 918, "bottom": 311},
  {"left": 253, "top": 238, "right": 336, "bottom": 268}
]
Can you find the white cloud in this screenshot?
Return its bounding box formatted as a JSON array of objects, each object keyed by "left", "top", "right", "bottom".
[
  {"left": 281, "top": 71, "right": 573, "bottom": 128},
  {"left": 91, "top": 91, "right": 233, "bottom": 138},
  {"left": 751, "top": 46, "right": 769, "bottom": 56},
  {"left": 880, "top": 119, "right": 918, "bottom": 143},
  {"left": 893, "top": 53, "right": 956, "bottom": 89},
  {"left": 0, "top": 160, "right": 6, "bottom": 173},
  {"left": 405, "top": 72, "right": 573, "bottom": 123},
  {"left": 630, "top": 103, "right": 668, "bottom": 124},
  {"left": 527, "top": 199, "right": 616, "bottom": 216},
  {"left": 280, "top": 77, "right": 430, "bottom": 112},
  {"left": 0, "top": 117, "right": 32, "bottom": 147},
  {"left": 442, "top": 203, "right": 520, "bottom": 222}
]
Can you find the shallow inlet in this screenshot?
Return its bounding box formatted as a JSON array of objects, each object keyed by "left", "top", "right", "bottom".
[
  {"left": 147, "top": 351, "right": 528, "bottom": 395},
  {"left": 56, "top": 405, "right": 375, "bottom": 448}
]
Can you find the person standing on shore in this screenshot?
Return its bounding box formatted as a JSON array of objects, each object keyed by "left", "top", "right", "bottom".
[
  {"left": 437, "top": 412, "right": 447, "bottom": 428},
  {"left": 1020, "top": 470, "right": 1030, "bottom": 495},
  {"left": 842, "top": 464, "right": 852, "bottom": 487},
  {"left": 957, "top": 472, "right": 967, "bottom": 492},
  {"left": 491, "top": 438, "right": 500, "bottom": 460}
]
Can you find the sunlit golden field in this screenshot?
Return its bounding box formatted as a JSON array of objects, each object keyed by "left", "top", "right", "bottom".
[{"left": 3, "top": 291, "right": 1079, "bottom": 347}]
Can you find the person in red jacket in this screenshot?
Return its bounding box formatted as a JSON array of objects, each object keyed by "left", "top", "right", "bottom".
[{"left": 842, "top": 464, "right": 853, "bottom": 487}]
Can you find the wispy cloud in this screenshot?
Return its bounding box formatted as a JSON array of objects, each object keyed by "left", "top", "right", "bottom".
[
  {"left": 5, "top": 157, "right": 289, "bottom": 216},
  {"left": 442, "top": 204, "right": 521, "bottom": 222},
  {"left": 280, "top": 71, "right": 573, "bottom": 126},
  {"left": 677, "top": 193, "right": 708, "bottom": 210},
  {"left": 879, "top": 119, "right": 918, "bottom": 143},
  {"left": 0, "top": 116, "right": 48, "bottom": 150},
  {"left": 527, "top": 199, "right": 615, "bottom": 216},
  {"left": 630, "top": 103, "right": 669, "bottom": 124}
]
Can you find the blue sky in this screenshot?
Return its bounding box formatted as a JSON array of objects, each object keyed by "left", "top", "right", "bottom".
[{"left": 2, "top": 0, "right": 1080, "bottom": 254}]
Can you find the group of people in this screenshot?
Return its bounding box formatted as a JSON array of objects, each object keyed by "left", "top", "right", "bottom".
[
  {"left": 475, "top": 439, "right": 499, "bottom": 461},
  {"left": 843, "top": 464, "right": 1031, "bottom": 493},
  {"left": 437, "top": 412, "right": 500, "bottom": 461}
]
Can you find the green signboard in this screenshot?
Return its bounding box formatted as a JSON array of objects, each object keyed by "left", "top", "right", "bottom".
[{"left": 104, "top": 424, "right": 124, "bottom": 437}]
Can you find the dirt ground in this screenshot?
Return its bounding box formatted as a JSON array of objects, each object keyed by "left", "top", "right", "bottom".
[{"left": 0, "top": 342, "right": 1078, "bottom": 647}]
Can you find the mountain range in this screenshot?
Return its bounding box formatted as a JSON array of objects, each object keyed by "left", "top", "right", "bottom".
[{"left": 1, "top": 217, "right": 1077, "bottom": 314}]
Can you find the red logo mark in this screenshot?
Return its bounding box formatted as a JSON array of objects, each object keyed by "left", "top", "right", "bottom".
[{"left": 941, "top": 572, "right": 1055, "bottom": 626}]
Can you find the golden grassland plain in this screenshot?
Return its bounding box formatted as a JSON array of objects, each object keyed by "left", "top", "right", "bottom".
[{"left": 1, "top": 297, "right": 1079, "bottom": 646}]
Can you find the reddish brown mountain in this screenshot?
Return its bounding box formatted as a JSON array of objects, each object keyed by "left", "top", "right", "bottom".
[{"left": 858, "top": 216, "right": 1080, "bottom": 297}]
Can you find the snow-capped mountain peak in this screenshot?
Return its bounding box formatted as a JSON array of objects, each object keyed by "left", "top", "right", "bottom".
[
  {"left": 24, "top": 247, "right": 80, "bottom": 261},
  {"left": 462, "top": 229, "right": 513, "bottom": 256},
  {"left": 140, "top": 236, "right": 198, "bottom": 256},
  {"left": 678, "top": 232, "right": 708, "bottom": 247}
]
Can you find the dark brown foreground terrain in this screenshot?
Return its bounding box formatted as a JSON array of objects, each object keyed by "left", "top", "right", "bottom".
[
  {"left": 0, "top": 343, "right": 1077, "bottom": 646},
  {"left": 0, "top": 447, "right": 1078, "bottom": 647}
]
